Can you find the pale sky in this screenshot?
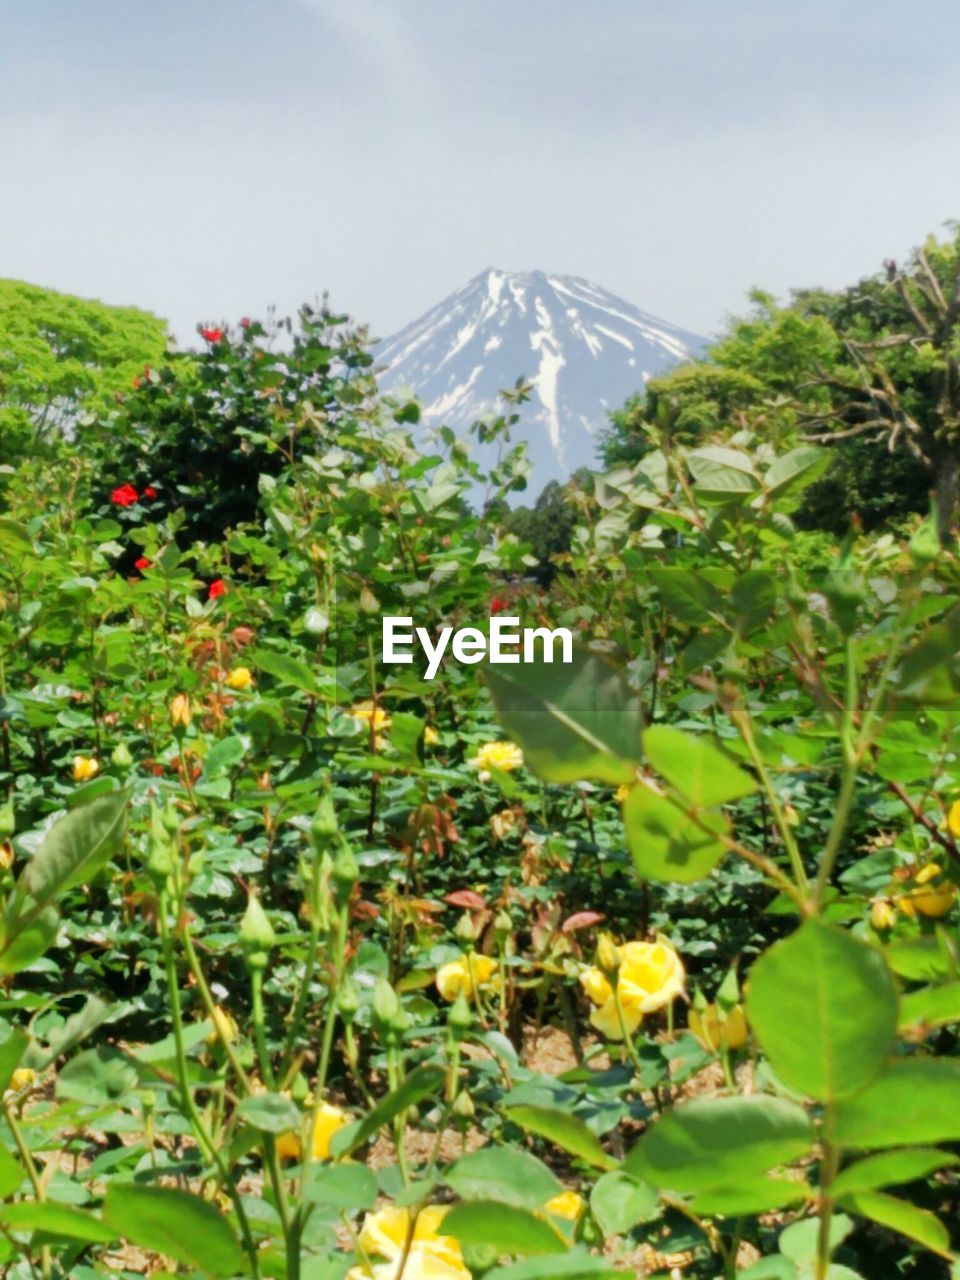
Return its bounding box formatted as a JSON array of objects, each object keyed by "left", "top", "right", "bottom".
[{"left": 3, "top": 0, "right": 959, "bottom": 345}]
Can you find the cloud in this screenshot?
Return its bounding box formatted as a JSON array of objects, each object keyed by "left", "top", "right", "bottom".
[{"left": 297, "top": 0, "right": 428, "bottom": 80}]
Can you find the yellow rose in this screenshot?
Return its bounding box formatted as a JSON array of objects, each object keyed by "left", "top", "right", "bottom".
[
  {"left": 348, "top": 1205, "right": 469, "bottom": 1280},
  {"left": 542, "top": 1190, "right": 585, "bottom": 1223},
  {"left": 870, "top": 899, "right": 897, "bottom": 931},
  {"left": 170, "top": 693, "right": 193, "bottom": 728},
  {"left": 471, "top": 740, "right": 523, "bottom": 781},
  {"left": 0, "top": 841, "right": 14, "bottom": 872},
  {"left": 689, "top": 1002, "right": 748, "bottom": 1053},
  {"left": 580, "top": 939, "right": 684, "bottom": 1040},
  {"left": 206, "top": 1005, "right": 238, "bottom": 1047},
  {"left": 424, "top": 725, "right": 440, "bottom": 747},
  {"left": 224, "top": 666, "right": 254, "bottom": 691},
  {"left": 72, "top": 755, "right": 100, "bottom": 782},
  {"left": 350, "top": 700, "right": 391, "bottom": 750},
  {"left": 276, "top": 1100, "right": 349, "bottom": 1162},
  {"left": 435, "top": 953, "right": 498, "bottom": 1002},
  {"left": 947, "top": 799, "right": 960, "bottom": 838},
  {"left": 910, "top": 863, "right": 957, "bottom": 918},
  {"left": 8, "top": 1067, "right": 36, "bottom": 1093}
]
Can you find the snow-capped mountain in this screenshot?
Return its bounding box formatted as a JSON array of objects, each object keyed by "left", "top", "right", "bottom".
[{"left": 374, "top": 268, "right": 705, "bottom": 494}]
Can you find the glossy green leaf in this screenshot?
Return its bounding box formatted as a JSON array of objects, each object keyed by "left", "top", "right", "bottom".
[
  {"left": 687, "top": 445, "right": 759, "bottom": 499},
  {"left": 0, "top": 1202, "right": 115, "bottom": 1243},
  {"left": 443, "top": 1200, "right": 568, "bottom": 1256},
  {"left": 336, "top": 1064, "right": 445, "bottom": 1156},
  {"left": 624, "top": 784, "right": 728, "bottom": 883},
  {"left": 249, "top": 648, "right": 317, "bottom": 693},
  {"left": 690, "top": 1177, "right": 811, "bottom": 1216},
  {"left": 103, "top": 1183, "right": 245, "bottom": 1276},
  {"left": 446, "top": 1145, "right": 562, "bottom": 1208},
  {"left": 746, "top": 921, "right": 898, "bottom": 1100},
  {"left": 764, "top": 446, "right": 830, "bottom": 498},
  {"left": 236, "top": 1092, "right": 301, "bottom": 1135},
  {"left": 505, "top": 1105, "right": 617, "bottom": 1171},
  {"left": 21, "top": 786, "right": 131, "bottom": 908},
  {"left": 643, "top": 725, "right": 757, "bottom": 807},
  {"left": 302, "top": 1161, "right": 378, "bottom": 1211},
  {"left": 832, "top": 1148, "right": 959, "bottom": 1198},
  {"left": 899, "top": 981, "right": 960, "bottom": 1031},
  {"left": 485, "top": 647, "right": 643, "bottom": 785},
  {"left": 589, "top": 1170, "right": 658, "bottom": 1236},
  {"left": 837, "top": 1192, "right": 951, "bottom": 1257},
  {"left": 625, "top": 1096, "right": 814, "bottom": 1191},
  {"left": 833, "top": 1059, "right": 960, "bottom": 1148}
]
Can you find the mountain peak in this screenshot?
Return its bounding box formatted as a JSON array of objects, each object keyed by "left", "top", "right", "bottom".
[{"left": 375, "top": 270, "right": 705, "bottom": 494}]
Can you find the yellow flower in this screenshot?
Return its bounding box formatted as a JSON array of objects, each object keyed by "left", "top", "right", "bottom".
[
  {"left": 870, "top": 899, "right": 897, "bottom": 931},
  {"left": 615, "top": 784, "right": 631, "bottom": 804},
  {"left": 72, "top": 755, "right": 100, "bottom": 783},
  {"left": 348, "top": 1205, "right": 469, "bottom": 1280},
  {"left": 906, "top": 863, "right": 957, "bottom": 919},
  {"left": 350, "top": 700, "right": 391, "bottom": 750},
  {"left": 490, "top": 808, "right": 519, "bottom": 841},
  {"left": 224, "top": 666, "right": 254, "bottom": 691},
  {"left": 689, "top": 1003, "right": 748, "bottom": 1053},
  {"left": 0, "top": 841, "right": 14, "bottom": 872},
  {"left": 471, "top": 740, "right": 524, "bottom": 781},
  {"left": 580, "top": 939, "right": 684, "bottom": 1040},
  {"left": 206, "top": 1005, "right": 238, "bottom": 1047},
  {"left": 436, "top": 953, "right": 498, "bottom": 1002},
  {"left": 424, "top": 725, "right": 439, "bottom": 747},
  {"left": 542, "top": 1190, "right": 585, "bottom": 1223},
  {"left": 170, "top": 693, "right": 192, "bottom": 728},
  {"left": 276, "top": 1100, "right": 349, "bottom": 1162},
  {"left": 947, "top": 800, "right": 960, "bottom": 838},
  {"left": 9, "top": 1067, "right": 36, "bottom": 1093}
]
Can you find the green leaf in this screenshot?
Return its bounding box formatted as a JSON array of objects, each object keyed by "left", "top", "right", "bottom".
[
  {"left": 505, "top": 1105, "right": 617, "bottom": 1171},
  {"left": 0, "top": 1144, "right": 23, "bottom": 1197},
  {"left": 446, "top": 1146, "right": 562, "bottom": 1209},
  {"left": 0, "top": 906, "right": 59, "bottom": 974},
  {"left": 485, "top": 647, "right": 643, "bottom": 785},
  {"left": 687, "top": 445, "right": 759, "bottom": 499},
  {"left": 833, "top": 1059, "right": 960, "bottom": 1148},
  {"left": 689, "top": 1178, "right": 811, "bottom": 1216},
  {"left": 0, "top": 1202, "right": 115, "bottom": 1243},
  {"left": 202, "top": 735, "right": 246, "bottom": 778},
  {"left": 899, "top": 981, "right": 960, "bottom": 1031},
  {"left": 485, "top": 1248, "right": 617, "bottom": 1279},
  {"left": 624, "top": 784, "right": 728, "bottom": 883},
  {"left": 56, "top": 1047, "right": 138, "bottom": 1105},
  {"left": 740, "top": 1260, "right": 799, "bottom": 1280},
  {"left": 764, "top": 446, "right": 830, "bottom": 499},
  {"left": 21, "top": 787, "right": 131, "bottom": 909},
  {"left": 832, "top": 1148, "right": 958, "bottom": 1198},
  {"left": 335, "top": 1064, "right": 445, "bottom": 1156},
  {"left": 746, "top": 921, "right": 898, "bottom": 1100},
  {"left": 103, "top": 1183, "right": 245, "bottom": 1277},
  {"left": 589, "top": 1171, "right": 658, "bottom": 1236},
  {"left": 236, "top": 1092, "right": 301, "bottom": 1135},
  {"left": 624, "top": 1095, "right": 814, "bottom": 1191},
  {"left": 250, "top": 648, "right": 317, "bottom": 694},
  {"left": 0, "top": 1029, "right": 29, "bottom": 1092},
  {"left": 886, "top": 935, "right": 956, "bottom": 982},
  {"left": 302, "top": 1162, "right": 378, "bottom": 1211},
  {"left": 780, "top": 1214, "right": 852, "bottom": 1265},
  {"left": 443, "top": 1201, "right": 568, "bottom": 1256},
  {"left": 656, "top": 568, "right": 727, "bottom": 625},
  {"left": 837, "top": 1191, "right": 951, "bottom": 1257},
  {"left": 643, "top": 725, "right": 757, "bottom": 807}
]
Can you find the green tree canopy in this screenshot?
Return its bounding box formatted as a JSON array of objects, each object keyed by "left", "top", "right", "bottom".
[{"left": 0, "top": 279, "right": 168, "bottom": 464}]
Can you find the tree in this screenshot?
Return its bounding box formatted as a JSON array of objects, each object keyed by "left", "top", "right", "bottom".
[
  {"left": 600, "top": 230, "right": 960, "bottom": 537},
  {"left": 0, "top": 279, "right": 167, "bottom": 464}
]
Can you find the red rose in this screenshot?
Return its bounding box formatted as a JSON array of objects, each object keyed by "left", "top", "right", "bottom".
[
  {"left": 490, "top": 595, "right": 507, "bottom": 615},
  {"left": 200, "top": 326, "right": 224, "bottom": 343},
  {"left": 240, "top": 317, "right": 251, "bottom": 329},
  {"left": 134, "top": 556, "right": 152, "bottom": 571},
  {"left": 111, "top": 484, "right": 139, "bottom": 507},
  {"left": 143, "top": 486, "right": 158, "bottom": 499},
  {"left": 208, "top": 578, "right": 227, "bottom": 600}
]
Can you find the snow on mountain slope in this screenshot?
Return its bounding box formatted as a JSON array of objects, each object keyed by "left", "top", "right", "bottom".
[{"left": 374, "top": 268, "right": 706, "bottom": 494}]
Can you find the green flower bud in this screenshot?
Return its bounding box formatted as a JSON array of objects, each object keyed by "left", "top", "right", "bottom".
[
  {"left": 161, "top": 801, "right": 181, "bottom": 837},
  {"left": 146, "top": 802, "right": 177, "bottom": 885},
  {"left": 448, "top": 993, "right": 472, "bottom": 1040},
  {"left": 452, "top": 1089, "right": 475, "bottom": 1121},
  {"left": 311, "top": 796, "right": 339, "bottom": 847},
  {"left": 371, "top": 977, "right": 400, "bottom": 1035},
  {"left": 338, "top": 978, "right": 360, "bottom": 1022},
  {"left": 455, "top": 912, "right": 478, "bottom": 949},
  {"left": 240, "top": 892, "right": 276, "bottom": 972},
  {"left": 111, "top": 742, "right": 134, "bottom": 771},
  {"left": 0, "top": 795, "right": 15, "bottom": 841},
  {"left": 494, "top": 910, "right": 513, "bottom": 945},
  {"left": 331, "top": 843, "right": 359, "bottom": 906}
]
